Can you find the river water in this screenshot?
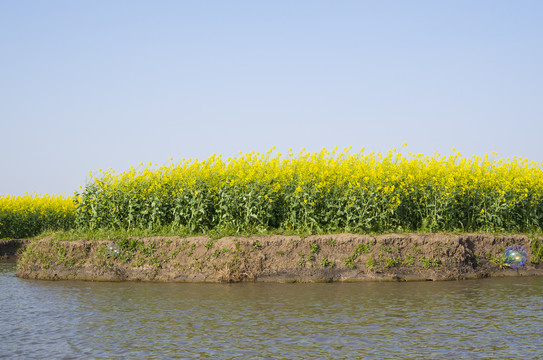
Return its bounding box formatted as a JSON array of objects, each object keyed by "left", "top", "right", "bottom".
[{"left": 1, "top": 260, "right": 542, "bottom": 359}]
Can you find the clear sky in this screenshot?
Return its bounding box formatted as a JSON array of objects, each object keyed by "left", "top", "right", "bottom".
[{"left": 1, "top": 1, "right": 542, "bottom": 196}]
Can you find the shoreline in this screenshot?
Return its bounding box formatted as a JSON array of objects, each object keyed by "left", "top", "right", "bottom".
[
  {"left": 0, "top": 239, "right": 30, "bottom": 260},
  {"left": 8, "top": 233, "right": 543, "bottom": 282}
]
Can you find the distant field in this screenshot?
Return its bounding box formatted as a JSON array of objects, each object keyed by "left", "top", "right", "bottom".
[
  {"left": 0, "top": 193, "right": 74, "bottom": 239},
  {"left": 2, "top": 147, "right": 543, "bottom": 238}
]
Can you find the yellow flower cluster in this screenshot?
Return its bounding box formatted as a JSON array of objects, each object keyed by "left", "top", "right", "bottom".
[
  {"left": 2, "top": 147, "right": 542, "bottom": 238},
  {"left": 0, "top": 193, "right": 74, "bottom": 238},
  {"left": 74, "top": 147, "right": 543, "bottom": 233}
]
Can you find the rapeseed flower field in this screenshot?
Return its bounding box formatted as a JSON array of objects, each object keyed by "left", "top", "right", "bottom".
[
  {"left": 2, "top": 147, "right": 543, "bottom": 238},
  {"left": 0, "top": 193, "right": 74, "bottom": 238}
]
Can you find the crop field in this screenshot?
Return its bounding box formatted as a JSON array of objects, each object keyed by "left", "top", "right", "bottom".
[
  {"left": 0, "top": 193, "right": 74, "bottom": 239},
  {"left": 2, "top": 147, "right": 543, "bottom": 239}
]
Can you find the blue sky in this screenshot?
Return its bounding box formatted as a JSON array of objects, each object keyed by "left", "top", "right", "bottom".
[{"left": 1, "top": 1, "right": 542, "bottom": 196}]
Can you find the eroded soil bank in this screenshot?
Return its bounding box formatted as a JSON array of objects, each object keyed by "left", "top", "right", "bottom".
[
  {"left": 12, "top": 233, "right": 543, "bottom": 282},
  {"left": 0, "top": 239, "right": 31, "bottom": 259}
]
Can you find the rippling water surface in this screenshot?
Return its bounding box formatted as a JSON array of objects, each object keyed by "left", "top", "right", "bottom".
[{"left": 1, "top": 260, "right": 542, "bottom": 359}]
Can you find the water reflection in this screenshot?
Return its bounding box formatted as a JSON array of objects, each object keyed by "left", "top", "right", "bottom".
[{"left": 1, "top": 261, "right": 542, "bottom": 359}]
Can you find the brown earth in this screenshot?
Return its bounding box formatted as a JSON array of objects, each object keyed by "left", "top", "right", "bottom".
[
  {"left": 11, "top": 233, "right": 543, "bottom": 282},
  {"left": 0, "top": 239, "right": 31, "bottom": 259}
]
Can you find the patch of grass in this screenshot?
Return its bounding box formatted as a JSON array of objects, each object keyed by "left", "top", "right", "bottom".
[
  {"left": 366, "top": 256, "right": 377, "bottom": 270},
  {"left": 490, "top": 255, "right": 509, "bottom": 269},
  {"left": 321, "top": 257, "right": 334, "bottom": 267},
  {"left": 402, "top": 254, "right": 414, "bottom": 266},
  {"left": 169, "top": 248, "right": 181, "bottom": 259},
  {"left": 343, "top": 243, "right": 371, "bottom": 269},
  {"left": 384, "top": 256, "right": 401, "bottom": 268},
  {"left": 356, "top": 244, "right": 371, "bottom": 254},
  {"left": 530, "top": 239, "right": 543, "bottom": 264},
  {"left": 344, "top": 259, "right": 356, "bottom": 269},
  {"left": 420, "top": 256, "right": 441, "bottom": 269},
  {"left": 107, "top": 238, "right": 158, "bottom": 263},
  {"left": 135, "top": 257, "right": 144, "bottom": 267},
  {"left": 213, "top": 248, "right": 229, "bottom": 259},
  {"left": 187, "top": 243, "right": 196, "bottom": 257},
  {"left": 380, "top": 245, "right": 392, "bottom": 253},
  {"left": 299, "top": 253, "right": 306, "bottom": 267}
]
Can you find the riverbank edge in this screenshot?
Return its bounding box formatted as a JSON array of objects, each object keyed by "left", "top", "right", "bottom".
[
  {"left": 0, "top": 239, "right": 31, "bottom": 259},
  {"left": 8, "top": 233, "right": 543, "bottom": 282}
]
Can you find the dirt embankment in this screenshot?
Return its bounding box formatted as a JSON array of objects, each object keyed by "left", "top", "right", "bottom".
[
  {"left": 12, "top": 233, "right": 543, "bottom": 282},
  {"left": 0, "top": 239, "right": 31, "bottom": 259}
]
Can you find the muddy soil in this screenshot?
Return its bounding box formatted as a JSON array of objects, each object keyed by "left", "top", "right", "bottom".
[
  {"left": 11, "top": 233, "right": 543, "bottom": 282},
  {"left": 0, "top": 239, "right": 31, "bottom": 259}
]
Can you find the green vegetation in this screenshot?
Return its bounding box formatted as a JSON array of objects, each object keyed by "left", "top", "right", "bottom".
[
  {"left": 321, "top": 257, "right": 334, "bottom": 267},
  {"left": 366, "top": 256, "right": 377, "bottom": 270},
  {"left": 420, "top": 256, "right": 441, "bottom": 269},
  {"left": 0, "top": 194, "right": 74, "bottom": 239},
  {"left": 384, "top": 256, "right": 401, "bottom": 268},
  {"left": 204, "top": 239, "right": 214, "bottom": 249},
  {"left": 344, "top": 243, "right": 372, "bottom": 269},
  {"left": 531, "top": 239, "right": 543, "bottom": 264},
  {"left": 3, "top": 148, "right": 543, "bottom": 239},
  {"left": 490, "top": 255, "right": 509, "bottom": 269},
  {"left": 299, "top": 253, "right": 306, "bottom": 267}
]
